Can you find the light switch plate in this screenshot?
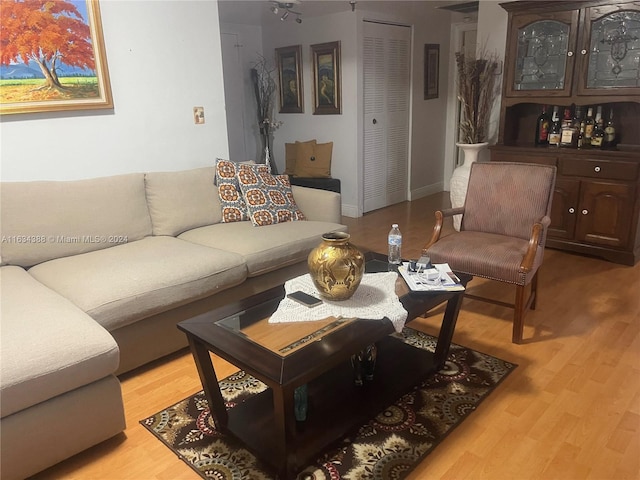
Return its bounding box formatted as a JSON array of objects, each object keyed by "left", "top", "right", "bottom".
[{"left": 193, "top": 106, "right": 205, "bottom": 124}]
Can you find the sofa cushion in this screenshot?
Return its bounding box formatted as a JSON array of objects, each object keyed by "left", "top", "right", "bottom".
[
  {"left": 0, "top": 266, "right": 120, "bottom": 418},
  {"left": 238, "top": 170, "right": 306, "bottom": 227},
  {"left": 144, "top": 167, "right": 221, "bottom": 236},
  {"left": 215, "top": 159, "right": 269, "bottom": 223},
  {"left": 28, "top": 236, "right": 248, "bottom": 331},
  {"left": 179, "top": 220, "right": 347, "bottom": 276},
  {"left": 0, "top": 174, "right": 152, "bottom": 268}
]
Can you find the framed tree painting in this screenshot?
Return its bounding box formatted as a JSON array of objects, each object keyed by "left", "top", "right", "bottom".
[
  {"left": 276, "top": 45, "right": 303, "bottom": 114},
  {"left": 311, "top": 41, "right": 341, "bottom": 115},
  {"left": 424, "top": 44, "right": 439, "bottom": 100},
  {"left": 0, "top": 0, "right": 113, "bottom": 115}
]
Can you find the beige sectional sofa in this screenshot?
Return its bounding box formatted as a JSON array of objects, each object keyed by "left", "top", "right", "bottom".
[{"left": 0, "top": 166, "right": 345, "bottom": 480}]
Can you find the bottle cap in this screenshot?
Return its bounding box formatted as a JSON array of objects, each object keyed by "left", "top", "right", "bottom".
[{"left": 392, "top": 224, "right": 398, "bottom": 228}]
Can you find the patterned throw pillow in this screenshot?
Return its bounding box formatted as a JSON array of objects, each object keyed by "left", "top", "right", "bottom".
[
  {"left": 215, "top": 159, "right": 268, "bottom": 223},
  {"left": 237, "top": 169, "right": 306, "bottom": 227}
]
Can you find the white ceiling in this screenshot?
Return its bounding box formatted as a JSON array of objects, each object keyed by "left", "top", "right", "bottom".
[{"left": 217, "top": 0, "right": 467, "bottom": 26}]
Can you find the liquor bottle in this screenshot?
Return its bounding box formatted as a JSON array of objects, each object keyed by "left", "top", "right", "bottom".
[
  {"left": 577, "top": 121, "right": 586, "bottom": 149},
  {"left": 560, "top": 105, "right": 578, "bottom": 148},
  {"left": 388, "top": 224, "right": 402, "bottom": 264},
  {"left": 603, "top": 107, "right": 616, "bottom": 149},
  {"left": 590, "top": 106, "right": 604, "bottom": 148},
  {"left": 584, "top": 107, "right": 595, "bottom": 146},
  {"left": 534, "top": 105, "right": 551, "bottom": 146},
  {"left": 548, "top": 106, "right": 561, "bottom": 147}
]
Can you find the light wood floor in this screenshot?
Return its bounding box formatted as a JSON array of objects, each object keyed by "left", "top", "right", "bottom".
[{"left": 32, "top": 193, "right": 640, "bottom": 480}]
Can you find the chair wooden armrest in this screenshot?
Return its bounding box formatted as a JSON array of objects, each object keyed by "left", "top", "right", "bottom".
[
  {"left": 519, "top": 216, "right": 550, "bottom": 273},
  {"left": 422, "top": 207, "right": 465, "bottom": 253}
]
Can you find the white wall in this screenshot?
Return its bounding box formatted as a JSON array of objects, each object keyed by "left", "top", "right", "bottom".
[
  {"left": 262, "top": 12, "right": 360, "bottom": 215},
  {"left": 0, "top": 0, "right": 228, "bottom": 181},
  {"left": 256, "top": 5, "right": 454, "bottom": 217}
]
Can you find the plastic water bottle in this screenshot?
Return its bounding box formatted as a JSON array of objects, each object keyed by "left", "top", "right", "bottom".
[{"left": 388, "top": 224, "right": 402, "bottom": 264}]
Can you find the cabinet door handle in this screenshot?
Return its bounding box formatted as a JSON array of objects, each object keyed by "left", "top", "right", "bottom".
[
  {"left": 581, "top": 49, "right": 587, "bottom": 55},
  {"left": 568, "top": 208, "right": 575, "bottom": 214},
  {"left": 582, "top": 209, "right": 589, "bottom": 215},
  {"left": 594, "top": 166, "right": 601, "bottom": 172},
  {"left": 567, "top": 51, "right": 574, "bottom": 57}
]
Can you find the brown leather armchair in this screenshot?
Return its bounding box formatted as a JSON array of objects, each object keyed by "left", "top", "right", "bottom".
[{"left": 423, "top": 161, "right": 557, "bottom": 344}]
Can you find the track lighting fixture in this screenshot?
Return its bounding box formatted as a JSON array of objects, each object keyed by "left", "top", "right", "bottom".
[{"left": 269, "top": 1, "right": 302, "bottom": 23}]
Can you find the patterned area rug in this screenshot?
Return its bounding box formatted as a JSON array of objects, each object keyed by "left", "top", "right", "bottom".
[{"left": 141, "top": 328, "right": 516, "bottom": 479}]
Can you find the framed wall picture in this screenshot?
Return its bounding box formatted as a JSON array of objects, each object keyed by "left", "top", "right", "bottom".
[
  {"left": 0, "top": 0, "right": 113, "bottom": 115},
  {"left": 311, "top": 41, "right": 341, "bottom": 115},
  {"left": 424, "top": 44, "right": 440, "bottom": 100},
  {"left": 276, "top": 45, "right": 303, "bottom": 114}
]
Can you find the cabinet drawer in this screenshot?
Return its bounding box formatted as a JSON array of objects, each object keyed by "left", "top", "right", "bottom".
[
  {"left": 491, "top": 151, "right": 558, "bottom": 166},
  {"left": 560, "top": 157, "right": 639, "bottom": 181}
]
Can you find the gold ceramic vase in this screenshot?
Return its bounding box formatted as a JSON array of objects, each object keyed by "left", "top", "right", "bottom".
[{"left": 308, "top": 232, "right": 364, "bottom": 301}]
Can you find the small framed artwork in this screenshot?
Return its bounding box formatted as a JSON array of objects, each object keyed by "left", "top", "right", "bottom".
[
  {"left": 424, "top": 44, "right": 440, "bottom": 100},
  {"left": 276, "top": 45, "right": 303, "bottom": 114},
  {"left": 0, "top": 0, "right": 113, "bottom": 115},
  {"left": 311, "top": 41, "right": 341, "bottom": 115}
]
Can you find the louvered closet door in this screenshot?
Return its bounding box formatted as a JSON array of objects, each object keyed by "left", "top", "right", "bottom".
[{"left": 363, "top": 21, "right": 410, "bottom": 213}]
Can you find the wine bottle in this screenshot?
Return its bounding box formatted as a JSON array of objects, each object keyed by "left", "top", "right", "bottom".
[
  {"left": 577, "top": 121, "right": 586, "bottom": 149},
  {"left": 584, "top": 107, "right": 595, "bottom": 146},
  {"left": 534, "top": 105, "right": 551, "bottom": 146},
  {"left": 603, "top": 107, "right": 616, "bottom": 149},
  {"left": 560, "top": 105, "right": 578, "bottom": 148},
  {"left": 590, "top": 106, "right": 604, "bottom": 148},
  {"left": 548, "top": 106, "right": 561, "bottom": 147}
]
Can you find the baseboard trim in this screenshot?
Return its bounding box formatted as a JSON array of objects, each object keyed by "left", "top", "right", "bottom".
[{"left": 410, "top": 182, "right": 445, "bottom": 201}]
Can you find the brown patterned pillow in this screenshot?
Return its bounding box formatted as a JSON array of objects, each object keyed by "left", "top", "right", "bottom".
[
  {"left": 237, "top": 170, "right": 306, "bottom": 227},
  {"left": 215, "top": 159, "right": 268, "bottom": 223}
]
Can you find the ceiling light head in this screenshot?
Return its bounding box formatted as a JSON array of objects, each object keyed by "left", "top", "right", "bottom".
[
  {"left": 270, "top": 5, "right": 278, "bottom": 14},
  {"left": 295, "top": 15, "right": 302, "bottom": 23},
  {"left": 281, "top": 11, "right": 289, "bottom": 21}
]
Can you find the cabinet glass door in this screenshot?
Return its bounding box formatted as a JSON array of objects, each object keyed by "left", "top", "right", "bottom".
[
  {"left": 506, "top": 11, "right": 579, "bottom": 97},
  {"left": 582, "top": 7, "right": 640, "bottom": 94}
]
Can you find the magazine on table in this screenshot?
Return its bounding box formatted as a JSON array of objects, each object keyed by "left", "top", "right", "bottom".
[{"left": 398, "top": 262, "right": 465, "bottom": 292}]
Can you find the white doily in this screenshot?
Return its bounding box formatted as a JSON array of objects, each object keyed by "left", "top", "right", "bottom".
[{"left": 269, "top": 272, "right": 408, "bottom": 333}]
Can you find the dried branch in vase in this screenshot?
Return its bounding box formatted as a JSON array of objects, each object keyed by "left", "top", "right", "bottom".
[
  {"left": 455, "top": 50, "right": 499, "bottom": 144},
  {"left": 250, "top": 55, "right": 282, "bottom": 135}
]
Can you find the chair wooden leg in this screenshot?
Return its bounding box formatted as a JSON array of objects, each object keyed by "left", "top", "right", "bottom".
[
  {"left": 512, "top": 284, "right": 527, "bottom": 344},
  {"left": 530, "top": 271, "right": 539, "bottom": 310}
]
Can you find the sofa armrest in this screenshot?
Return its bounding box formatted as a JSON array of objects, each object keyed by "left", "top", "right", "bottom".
[{"left": 291, "top": 185, "right": 342, "bottom": 223}]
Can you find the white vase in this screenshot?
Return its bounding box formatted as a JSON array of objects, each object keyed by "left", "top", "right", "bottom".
[{"left": 450, "top": 142, "right": 489, "bottom": 231}]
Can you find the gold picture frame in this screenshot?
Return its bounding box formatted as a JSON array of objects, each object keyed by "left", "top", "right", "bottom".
[
  {"left": 0, "top": 0, "right": 113, "bottom": 115},
  {"left": 311, "top": 41, "right": 341, "bottom": 115},
  {"left": 424, "top": 44, "right": 439, "bottom": 100},
  {"left": 276, "top": 45, "right": 303, "bottom": 114}
]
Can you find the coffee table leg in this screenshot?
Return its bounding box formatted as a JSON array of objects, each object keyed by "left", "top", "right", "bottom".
[
  {"left": 272, "top": 385, "right": 298, "bottom": 479},
  {"left": 187, "top": 335, "right": 229, "bottom": 431},
  {"left": 433, "top": 292, "right": 464, "bottom": 370}
]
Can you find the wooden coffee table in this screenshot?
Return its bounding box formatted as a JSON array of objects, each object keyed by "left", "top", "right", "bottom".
[{"left": 178, "top": 252, "right": 470, "bottom": 479}]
